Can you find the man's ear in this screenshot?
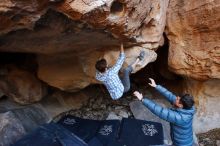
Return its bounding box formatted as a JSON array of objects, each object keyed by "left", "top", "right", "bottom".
[
  {"left": 178, "top": 104, "right": 183, "bottom": 108},
  {"left": 177, "top": 101, "right": 184, "bottom": 108}
]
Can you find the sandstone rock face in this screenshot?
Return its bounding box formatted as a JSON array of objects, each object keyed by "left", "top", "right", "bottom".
[
  {"left": 37, "top": 47, "right": 157, "bottom": 91},
  {"left": 0, "top": 0, "right": 168, "bottom": 91},
  {"left": 44, "top": 90, "right": 89, "bottom": 116},
  {"left": 37, "top": 53, "right": 95, "bottom": 92},
  {"left": 184, "top": 79, "right": 220, "bottom": 133},
  {"left": 166, "top": 0, "right": 220, "bottom": 133},
  {"left": 166, "top": 0, "right": 220, "bottom": 80},
  {"left": 0, "top": 66, "right": 47, "bottom": 104},
  {"left": 11, "top": 104, "right": 50, "bottom": 132},
  {"left": 0, "top": 0, "right": 49, "bottom": 35},
  {"left": 57, "top": 0, "right": 169, "bottom": 48},
  {"left": 0, "top": 0, "right": 219, "bottom": 134},
  {"left": 0, "top": 0, "right": 169, "bottom": 53}
]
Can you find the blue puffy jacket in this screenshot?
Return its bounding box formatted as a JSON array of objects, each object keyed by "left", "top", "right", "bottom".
[{"left": 142, "top": 85, "right": 195, "bottom": 146}]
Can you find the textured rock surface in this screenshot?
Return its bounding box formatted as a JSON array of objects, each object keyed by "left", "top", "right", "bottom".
[
  {"left": 166, "top": 0, "right": 220, "bottom": 80},
  {"left": 0, "top": 104, "right": 50, "bottom": 146},
  {"left": 184, "top": 79, "right": 220, "bottom": 133},
  {"left": 0, "top": 112, "right": 26, "bottom": 146},
  {"left": 0, "top": 0, "right": 219, "bottom": 135},
  {"left": 0, "top": 66, "right": 47, "bottom": 104},
  {"left": 56, "top": 0, "right": 169, "bottom": 48},
  {"left": 41, "top": 90, "right": 90, "bottom": 117},
  {"left": 53, "top": 85, "right": 133, "bottom": 121},
  {"left": 0, "top": 0, "right": 168, "bottom": 91},
  {"left": 165, "top": 0, "right": 220, "bottom": 133},
  {"left": 0, "top": 0, "right": 169, "bottom": 49},
  {"left": 11, "top": 104, "right": 50, "bottom": 132},
  {"left": 0, "top": 0, "right": 49, "bottom": 35},
  {"left": 37, "top": 47, "right": 157, "bottom": 91}
]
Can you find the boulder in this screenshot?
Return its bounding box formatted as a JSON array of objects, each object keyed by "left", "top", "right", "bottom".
[
  {"left": 11, "top": 104, "right": 50, "bottom": 132},
  {"left": 0, "top": 112, "right": 26, "bottom": 146},
  {"left": 0, "top": 0, "right": 49, "bottom": 35},
  {"left": 0, "top": 0, "right": 167, "bottom": 91},
  {"left": 184, "top": 79, "right": 220, "bottom": 133},
  {"left": 0, "top": 66, "right": 47, "bottom": 104},
  {"left": 0, "top": 104, "right": 50, "bottom": 146},
  {"left": 57, "top": 0, "right": 169, "bottom": 48},
  {"left": 165, "top": 0, "right": 220, "bottom": 133},
  {"left": 0, "top": 0, "right": 169, "bottom": 50},
  {"left": 41, "top": 90, "right": 90, "bottom": 117},
  {"left": 166, "top": 0, "right": 220, "bottom": 80},
  {"left": 37, "top": 47, "right": 157, "bottom": 91}
]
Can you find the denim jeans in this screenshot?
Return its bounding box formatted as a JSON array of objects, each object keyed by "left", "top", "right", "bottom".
[{"left": 120, "top": 65, "right": 133, "bottom": 93}]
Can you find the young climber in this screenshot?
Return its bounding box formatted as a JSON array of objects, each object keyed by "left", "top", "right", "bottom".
[
  {"left": 133, "top": 78, "right": 197, "bottom": 146},
  {"left": 95, "top": 43, "right": 145, "bottom": 100}
]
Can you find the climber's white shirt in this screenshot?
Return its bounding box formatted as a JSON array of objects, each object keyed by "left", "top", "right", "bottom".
[{"left": 96, "top": 53, "right": 125, "bottom": 100}]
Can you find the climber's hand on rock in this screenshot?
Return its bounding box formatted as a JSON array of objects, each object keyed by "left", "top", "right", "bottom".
[
  {"left": 148, "top": 78, "right": 157, "bottom": 88},
  {"left": 120, "top": 43, "right": 124, "bottom": 53}
]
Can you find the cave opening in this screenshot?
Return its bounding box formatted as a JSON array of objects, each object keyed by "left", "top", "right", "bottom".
[
  {"left": 131, "top": 35, "right": 185, "bottom": 96},
  {"left": 0, "top": 52, "right": 39, "bottom": 103},
  {"left": 0, "top": 52, "right": 37, "bottom": 73}
]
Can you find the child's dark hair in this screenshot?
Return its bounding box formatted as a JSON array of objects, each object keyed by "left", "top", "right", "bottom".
[
  {"left": 180, "top": 94, "right": 195, "bottom": 109},
  {"left": 95, "top": 59, "right": 107, "bottom": 73}
]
